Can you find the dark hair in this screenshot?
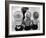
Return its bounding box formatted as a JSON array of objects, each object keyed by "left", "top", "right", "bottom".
[
  {"left": 21, "top": 7, "right": 29, "bottom": 14},
  {"left": 21, "top": 7, "right": 29, "bottom": 20}
]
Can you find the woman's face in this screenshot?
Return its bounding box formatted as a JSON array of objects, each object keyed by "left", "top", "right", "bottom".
[
  {"left": 14, "top": 11, "right": 23, "bottom": 19},
  {"left": 33, "top": 12, "right": 39, "bottom": 20},
  {"left": 25, "top": 11, "right": 31, "bottom": 18},
  {"left": 13, "top": 11, "right": 23, "bottom": 25}
]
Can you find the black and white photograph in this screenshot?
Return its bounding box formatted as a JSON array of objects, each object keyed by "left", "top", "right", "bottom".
[{"left": 5, "top": 1, "right": 45, "bottom": 37}]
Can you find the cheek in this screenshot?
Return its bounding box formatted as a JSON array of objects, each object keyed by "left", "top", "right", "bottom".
[{"left": 30, "top": 16, "right": 34, "bottom": 21}]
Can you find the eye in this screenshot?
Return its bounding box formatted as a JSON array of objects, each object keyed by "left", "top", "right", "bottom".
[
  {"left": 33, "top": 12, "right": 39, "bottom": 19},
  {"left": 16, "top": 14, "right": 21, "bottom": 18}
]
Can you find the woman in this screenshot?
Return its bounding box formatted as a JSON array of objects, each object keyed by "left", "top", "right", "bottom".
[
  {"left": 23, "top": 11, "right": 32, "bottom": 30},
  {"left": 32, "top": 12, "right": 39, "bottom": 30},
  {"left": 13, "top": 11, "right": 23, "bottom": 31}
]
